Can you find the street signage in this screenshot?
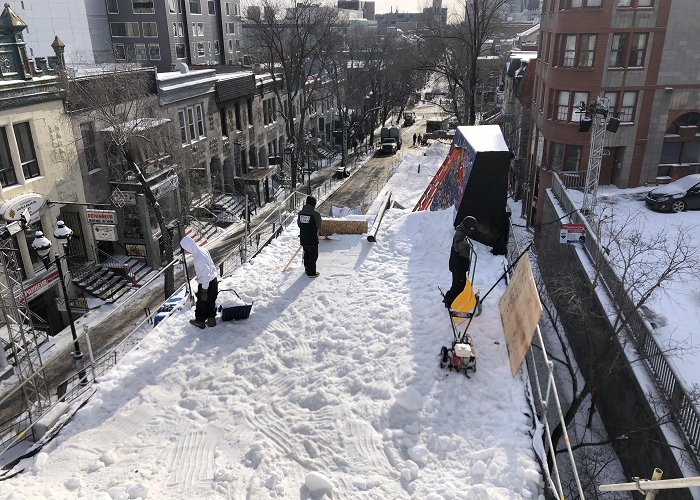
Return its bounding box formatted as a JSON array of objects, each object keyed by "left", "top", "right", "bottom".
[
  {"left": 86, "top": 209, "right": 117, "bottom": 225},
  {"left": 55, "top": 297, "right": 89, "bottom": 314},
  {"left": 111, "top": 189, "right": 137, "bottom": 207},
  {"left": 560, "top": 223, "right": 586, "bottom": 244},
  {"left": 0, "top": 193, "right": 45, "bottom": 223},
  {"left": 17, "top": 269, "right": 60, "bottom": 304},
  {"left": 93, "top": 224, "right": 118, "bottom": 242}
]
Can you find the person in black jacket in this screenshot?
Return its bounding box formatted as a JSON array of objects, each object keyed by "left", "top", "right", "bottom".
[
  {"left": 444, "top": 216, "right": 478, "bottom": 308},
  {"left": 297, "top": 196, "right": 322, "bottom": 277}
]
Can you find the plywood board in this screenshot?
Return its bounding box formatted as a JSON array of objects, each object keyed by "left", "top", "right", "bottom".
[{"left": 499, "top": 256, "right": 542, "bottom": 377}]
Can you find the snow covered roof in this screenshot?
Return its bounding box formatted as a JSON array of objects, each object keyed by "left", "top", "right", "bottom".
[{"left": 453, "top": 125, "right": 510, "bottom": 152}]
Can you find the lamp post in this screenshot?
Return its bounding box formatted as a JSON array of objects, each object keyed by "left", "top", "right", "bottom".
[{"left": 31, "top": 221, "right": 87, "bottom": 385}]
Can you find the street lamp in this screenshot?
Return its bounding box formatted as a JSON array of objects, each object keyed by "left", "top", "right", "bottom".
[{"left": 30, "top": 221, "right": 87, "bottom": 385}]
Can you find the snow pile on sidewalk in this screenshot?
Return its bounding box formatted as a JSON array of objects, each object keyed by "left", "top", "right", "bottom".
[{"left": 1, "top": 145, "right": 543, "bottom": 499}]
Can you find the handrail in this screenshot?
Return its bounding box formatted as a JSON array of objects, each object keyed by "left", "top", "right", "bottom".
[{"left": 550, "top": 171, "right": 700, "bottom": 467}]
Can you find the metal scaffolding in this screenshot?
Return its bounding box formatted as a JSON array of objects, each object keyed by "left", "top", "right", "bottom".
[
  {"left": 0, "top": 239, "right": 51, "bottom": 418},
  {"left": 581, "top": 98, "right": 611, "bottom": 216}
]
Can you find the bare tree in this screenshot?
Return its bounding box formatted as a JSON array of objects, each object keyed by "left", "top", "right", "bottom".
[
  {"left": 244, "top": 0, "right": 345, "bottom": 190},
  {"left": 417, "top": 0, "right": 508, "bottom": 124},
  {"left": 62, "top": 66, "right": 189, "bottom": 298},
  {"left": 537, "top": 208, "right": 700, "bottom": 489}
]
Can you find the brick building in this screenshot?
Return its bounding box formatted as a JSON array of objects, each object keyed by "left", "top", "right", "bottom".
[{"left": 524, "top": 0, "right": 700, "bottom": 226}]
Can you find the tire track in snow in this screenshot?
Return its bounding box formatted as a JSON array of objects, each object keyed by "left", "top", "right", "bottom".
[
  {"left": 166, "top": 427, "right": 217, "bottom": 492},
  {"left": 344, "top": 419, "right": 390, "bottom": 472}
]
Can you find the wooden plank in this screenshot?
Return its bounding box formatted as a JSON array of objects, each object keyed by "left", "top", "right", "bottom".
[{"left": 498, "top": 256, "right": 542, "bottom": 377}]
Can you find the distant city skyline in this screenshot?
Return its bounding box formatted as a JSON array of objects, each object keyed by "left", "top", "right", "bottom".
[{"left": 373, "top": 0, "right": 462, "bottom": 16}]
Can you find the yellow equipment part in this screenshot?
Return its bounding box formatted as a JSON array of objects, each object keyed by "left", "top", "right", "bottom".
[{"left": 451, "top": 278, "right": 477, "bottom": 313}]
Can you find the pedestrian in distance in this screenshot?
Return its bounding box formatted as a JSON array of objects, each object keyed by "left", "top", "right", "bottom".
[
  {"left": 413, "top": 133, "right": 417, "bottom": 146},
  {"left": 297, "top": 195, "right": 322, "bottom": 277},
  {"left": 418, "top": 133, "right": 423, "bottom": 145},
  {"left": 443, "top": 216, "right": 478, "bottom": 308},
  {"left": 180, "top": 236, "right": 219, "bottom": 329}
]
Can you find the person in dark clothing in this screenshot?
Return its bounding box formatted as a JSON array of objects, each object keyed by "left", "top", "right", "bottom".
[
  {"left": 297, "top": 195, "right": 322, "bottom": 277},
  {"left": 444, "top": 216, "right": 478, "bottom": 308},
  {"left": 412, "top": 133, "right": 417, "bottom": 146},
  {"left": 180, "top": 236, "right": 220, "bottom": 328}
]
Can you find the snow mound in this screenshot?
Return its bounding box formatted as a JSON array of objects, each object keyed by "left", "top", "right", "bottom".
[
  {"left": 304, "top": 471, "right": 333, "bottom": 496},
  {"left": 395, "top": 387, "right": 423, "bottom": 411}
]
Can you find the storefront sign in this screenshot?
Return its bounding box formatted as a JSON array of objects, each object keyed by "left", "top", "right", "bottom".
[
  {"left": 152, "top": 174, "right": 179, "bottom": 199},
  {"left": 93, "top": 224, "right": 118, "bottom": 241},
  {"left": 55, "top": 297, "right": 89, "bottom": 314},
  {"left": 111, "top": 189, "right": 137, "bottom": 206},
  {"left": 86, "top": 209, "right": 117, "bottom": 225},
  {"left": 560, "top": 223, "right": 586, "bottom": 244},
  {"left": 17, "top": 269, "right": 60, "bottom": 304},
  {"left": 0, "top": 193, "right": 44, "bottom": 223}
]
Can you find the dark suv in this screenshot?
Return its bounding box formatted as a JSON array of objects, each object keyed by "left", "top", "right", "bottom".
[{"left": 645, "top": 174, "right": 700, "bottom": 212}]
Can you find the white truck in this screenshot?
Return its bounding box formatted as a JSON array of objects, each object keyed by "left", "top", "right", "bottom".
[{"left": 380, "top": 127, "right": 402, "bottom": 154}]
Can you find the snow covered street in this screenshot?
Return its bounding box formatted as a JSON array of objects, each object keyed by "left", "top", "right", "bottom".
[{"left": 1, "top": 147, "right": 543, "bottom": 499}]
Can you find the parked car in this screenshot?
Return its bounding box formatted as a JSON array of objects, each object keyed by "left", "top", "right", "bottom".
[{"left": 645, "top": 174, "right": 700, "bottom": 212}]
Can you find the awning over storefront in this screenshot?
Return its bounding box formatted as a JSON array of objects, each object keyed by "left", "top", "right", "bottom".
[{"left": 239, "top": 166, "right": 278, "bottom": 182}]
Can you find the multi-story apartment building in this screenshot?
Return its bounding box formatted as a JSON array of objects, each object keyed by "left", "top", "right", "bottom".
[
  {"left": 105, "top": 0, "right": 243, "bottom": 72},
  {"left": 11, "top": 0, "right": 113, "bottom": 66},
  {"left": 525, "top": 0, "right": 700, "bottom": 226},
  {"left": 0, "top": 5, "right": 92, "bottom": 334},
  {"left": 375, "top": 0, "right": 447, "bottom": 30}
]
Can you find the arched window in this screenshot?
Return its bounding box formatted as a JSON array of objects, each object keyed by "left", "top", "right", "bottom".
[{"left": 659, "top": 113, "right": 700, "bottom": 176}]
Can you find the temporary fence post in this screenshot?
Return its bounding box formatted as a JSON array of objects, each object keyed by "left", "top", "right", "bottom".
[
  {"left": 645, "top": 469, "right": 663, "bottom": 500},
  {"left": 84, "top": 324, "right": 96, "bottom": 383}
]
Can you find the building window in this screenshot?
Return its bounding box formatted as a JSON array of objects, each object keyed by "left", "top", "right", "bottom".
[
  {"left": 176, "top": 43, "right": 186, "bottom": 59},
  {"left": 562, "top": 0, "right": 601, "bottom": 6},
  {"left": 247, "top": 99, "right": 253, "bottom": 124},
  {"left": 234, "top": 0, "right": 239, "bottom": 16},
  {"left": 208, "top": 41, "right": 211, "bottom": 54},
  {"left": 550, "top": 143, "right": 582, "bottom": 171},
  {"left": 111, "top": 22, "right": 140, "bottom": 37},
  {"left": 227, "top": 22, "right": 235, "bottom": 34},
  {"left": 226, "top": 2, "right": 230, "bottom": 15},
  {"left": 135, "top": 43, "right": 147, "bottom": 60},
  {"left": 13, "top": 123, "right": 39, "bottom": 180},
  {"left": 214, "top": 40, "right": 219, "bottom": 54},
  {"left": 197, "top": 42, "right": 205, "bottom": 56},
  {"left": 142, "top": 22, "right": 158, "bottom": 37},
  {"left": 609, "top": 33, "right": 648, "bottom": 68},
  {"left": 187, "top": 107, "right": 196, "bottom": 141},
  {"left": 578, "top": 35, "right": 595, "bottom": 67},
  {"left": 196, "top": 104, "right": 205, "bottom": 137},
  {"left": 190, "top": 0, "right": 201, "bottom": 14},
  {"left": 173, "top": 22, "right": 178, "bottom": 37},
  {"left": 554, "top": 90, "right": 588, "bottom": 122},
  {"left": 148, "top": 44, "right": 161, "bottom": 60},
  {"left": 561, "top": 35, "right": 575, "bottom": 66},
  {"left": 628, "top": 33, "right": 647, "bottom": 67},
  {"left": 80, "top": 122, "right": 99, "bottom": 172},
  {"left": 169, "top": 0, "right": 178, "bottom": 13},
  {"left": 178, "top": 110, "right": 188, "bottom": 144},
  {"left": 106, "top": 0, "right": 119, "bottom": 14},
  {"left": 197, "top": 22, "right": 204, "bottom": 36},
  {"left": 604, "top": 91, "right": 637, "bottom": 122},
  {"left": 179, "top": 104, "right": 206, "bottom": 144},
  {"left": 0, "top": 128, "right": 17, "bottom": 187},
  {"left": 208, "top": 0, "right": 215, "bottom": 14},
  {"left": 178, "top": 22, "right": 184, "bottom": 37},
  {"left": 556, "top": 34, "right": 596, "bottom": 68},
  {"left": 228, "top": 39, "right": 233, "bottom": 52},
  {"left": 113, "top": 43, "right": 126, "bottom": 60},
  {"left": 617, "top": 0, "right": 653, "bottom": 7},
  {"left": 619, "top": 91, "right": 637, "bottom": 122},
  {"left": 235, "top": 103, "right": 242, "bottom": 131},
  {"left": 556, "top": 91, "right": 570, "bottom": 121},
  {"left": 132, "top": 0, "right": 155, "bottom": 13},
  {"left": 192, "top": 22, "right": 196, "bottom": 34}
]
